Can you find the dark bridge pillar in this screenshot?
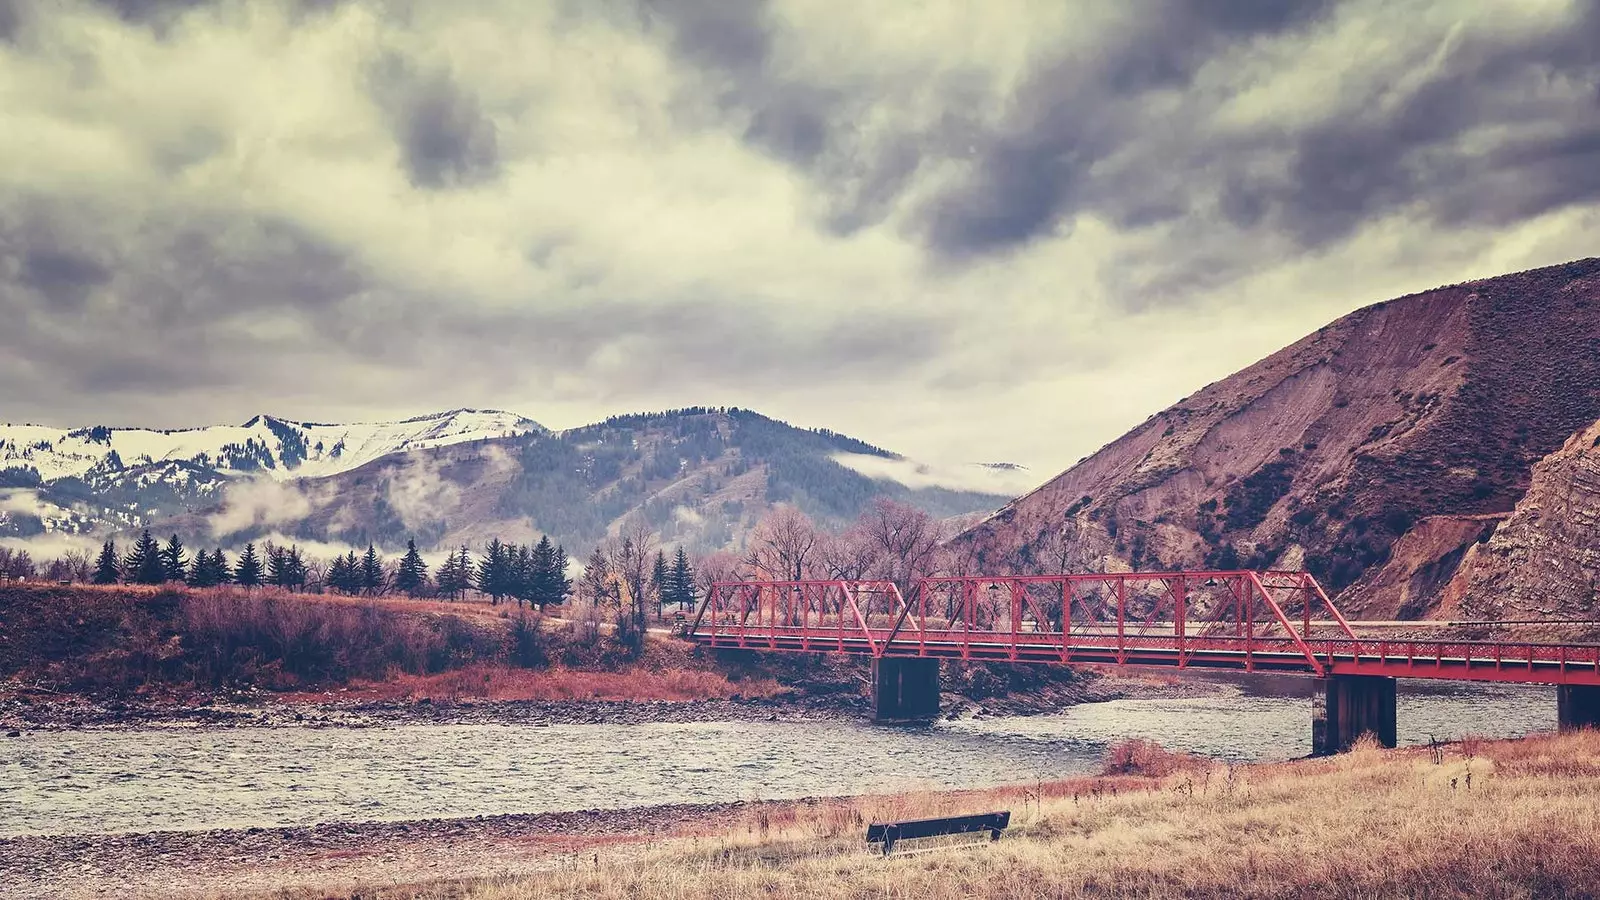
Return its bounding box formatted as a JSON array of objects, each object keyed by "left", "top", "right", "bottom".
[
  {"left": 1312, "top": 675, "right": 1397, "bottom": 755},
  {"left": 1558, "top": 685, "right": 1600, "bottom": 731},
  {"left": 873, "top": 657, "right": 941, "bottom": 722}
]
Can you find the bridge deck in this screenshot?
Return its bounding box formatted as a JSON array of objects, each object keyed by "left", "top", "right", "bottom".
[
  {"left": 690, "top": 630, "right": 1600, "bottom": 685},
  {"left": 689, "top": 573, "right": 1600, "bottom": 687}
]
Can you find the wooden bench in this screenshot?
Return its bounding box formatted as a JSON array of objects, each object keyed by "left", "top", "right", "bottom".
[{"left": 865, "top": 811, "right": 1010, "bottom": 855}]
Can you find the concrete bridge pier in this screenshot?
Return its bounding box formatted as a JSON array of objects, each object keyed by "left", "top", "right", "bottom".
[
  {"left": 1558, "top": 685, "right": 1600, "bottom": 731},
  {"left": 1312, "top": 675, "right": 1397, "bottom": 755},
  {"left": 873, "top": 657, "right": 941, "bottom": 722}
]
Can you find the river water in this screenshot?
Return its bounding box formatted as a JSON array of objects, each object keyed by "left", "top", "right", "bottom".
[{"left": 0, "top": 677, "right": 1558, "bottom": 837}]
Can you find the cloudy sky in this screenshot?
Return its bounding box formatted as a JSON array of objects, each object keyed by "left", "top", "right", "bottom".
[{"left": 2, "top": 0, "right": 1598, "bottom": 474}]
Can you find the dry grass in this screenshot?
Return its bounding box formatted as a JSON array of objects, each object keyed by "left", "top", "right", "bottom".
[
  {"left": 317, "top": 663, "right": 784, "bottom": 703},
  {"left": 280, "top": 730, "right": 1600, "bottom": 900}
]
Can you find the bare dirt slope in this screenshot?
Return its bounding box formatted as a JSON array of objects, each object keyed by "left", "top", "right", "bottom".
[{"left": 954, "top": 257, "right": 1600, "bottom": 602}]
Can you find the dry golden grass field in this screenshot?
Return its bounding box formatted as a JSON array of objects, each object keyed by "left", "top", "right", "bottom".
[{"left": 256, "top": 730, "right": 1600, "bottom": 900}]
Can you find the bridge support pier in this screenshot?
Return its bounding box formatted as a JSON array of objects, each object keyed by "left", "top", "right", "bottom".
[
  {"left": 873, "top": 657, "right": 941, "bottom": 722},
  {"left": 1558, "top": 685, "right": 1600, "bottom": 731},
  {"left": 1312, "top": 675, "right": 1397, "bottom": 755}
]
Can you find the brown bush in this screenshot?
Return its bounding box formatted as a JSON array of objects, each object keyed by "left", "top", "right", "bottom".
[
  {"left": 1099, "top": 738, "right": 1201, "bottom": 777},
  {"left": 178, "top": 587, "right": 505, "bottom": 688}
]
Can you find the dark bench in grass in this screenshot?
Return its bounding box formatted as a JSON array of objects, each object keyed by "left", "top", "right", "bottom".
[{"left": 866, "top": 811, "right": 1010, "bottom": 855}]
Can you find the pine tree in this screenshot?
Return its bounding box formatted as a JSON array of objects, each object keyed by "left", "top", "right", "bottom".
[
  {"left": 551, "top": 544, "right": 571, "bottom": 606},
  {"left": 670, "top": 546, "right": 696, "bottom": 610},
  {"left": 651, "top": 549, "right": 670, "bottom": 615},
  {"left": 529, "top": 536, "right": 562, "bottom": 610},
  {"left": 433, "top": 551, "right": 458, "bottom": 601},
  {"left": 580, "top": 546, "right": 610, "bottom": 608},
  {"left": 442, "top": 545, "right": 474, "bottom": 600},
  {"left": 234, "top": 542, "right": 263, "bottom": 588},
  {"left": 266, "top": 545, "right": 290, "bottom": 588},
  {"left": 125, "top": 530, "right": 166, "bottom": 585},
  {"left": 511, "top": 543, "right": 535, "bottom": 607},
  {"left": 92, "top": 540, "right": 120, "bottom": 584},
  {"left": 395, "top": 538, "right": 427, "bottom": 596},
  {"left": 327, "top": 553, "right": 353, "bottom": 594},
  {"left": 213, "top": 549, "right": 232, "bottom": 586},
  {"left": 475, "top": 538, "right": 508, "bottom": 604},
  {"left": 284, "top": 546, "right": 307, "bottom": 592},
  {"left": 360, "top": 543, "right": 384, "bottom": 595},
  {"left": 186, "top": 550, "right": 209, "bottom": 587},
  {"left": 159, "top": 535, "right": 188, "bottom": 584}
]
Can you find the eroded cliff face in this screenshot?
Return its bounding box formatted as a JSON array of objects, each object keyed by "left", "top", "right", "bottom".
[
  {"left": 1445, "top": 420, "right": 1600, "bottom": 620},
  {"left": 954, "top": 257, "right": 1600, "bottom": 599},
  {"left": 1336, "top": 515, "right": 1503, "bottom": 619}
]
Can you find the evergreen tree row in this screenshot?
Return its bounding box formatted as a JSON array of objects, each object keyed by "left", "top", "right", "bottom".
[
  {"left": 93, "top": 532, "right": 303, "bottom": 590},
  {"left": 89, "top": 531, "right": 581, "bottom": 608},
  {"left": 471, "top": 535, "right": 572, "bottom": 608}
]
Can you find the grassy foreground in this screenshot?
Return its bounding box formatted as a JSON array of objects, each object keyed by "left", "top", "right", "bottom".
[{"left": 276, "top": 732, "right": 1600, "bottom": 900}]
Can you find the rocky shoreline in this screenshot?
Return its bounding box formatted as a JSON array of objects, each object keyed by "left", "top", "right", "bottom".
[{"left": 0, "top": 799, "right": 789, "bottom": 900}]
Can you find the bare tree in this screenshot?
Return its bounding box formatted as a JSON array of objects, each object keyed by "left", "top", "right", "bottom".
[
  {"left": 0, "top": 547, "right": 36, "bottom": 580},
  {"left": 860, "top": 498, "right": 945, "bottom": 590},
  {"left": 818, "top": 525, "right": 879, "bottom": 581},
  {"left": 608, "top": 516, "right": 659, "bottom": 654},
  {"left": 744, "top": 505, "right": 820, "bottom": 581},
  {"left": 45, "top": 550, "right": 93, "bottom": 582},
  {"left": 694, "top": 550, "right": 742, "bottom": 595}
]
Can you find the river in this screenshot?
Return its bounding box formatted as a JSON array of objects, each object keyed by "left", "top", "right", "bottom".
[{"left": 0, "top": 677, "right": 1557, "bottom": 837}]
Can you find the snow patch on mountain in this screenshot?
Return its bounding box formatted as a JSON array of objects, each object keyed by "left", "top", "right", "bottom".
[{"left": 0, "top": 409, "right": 544, "bottom": 484}]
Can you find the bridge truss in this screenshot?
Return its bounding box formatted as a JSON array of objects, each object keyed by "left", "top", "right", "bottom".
[{"left": 687, "top": 570, "right": 1600, "bottom": 686}]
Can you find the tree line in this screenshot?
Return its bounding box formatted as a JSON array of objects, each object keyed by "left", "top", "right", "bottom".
[{"left": 73, "top": 530, "right": 582, "bottom": 609}]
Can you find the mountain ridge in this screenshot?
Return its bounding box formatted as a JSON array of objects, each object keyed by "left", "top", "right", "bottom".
[{"left": 952, "top": 256, "right": 1600, "bottom": 601}]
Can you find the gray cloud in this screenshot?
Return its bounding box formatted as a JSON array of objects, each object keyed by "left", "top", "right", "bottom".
[
  {"left": 918, "top": 0, "right": 1600, "bottom": 265},
  {"left": 370, "top": 52, "right": 502, "bottom": 189},
  {"left": 3, "top": 0, "right": 1600, "bottom": 473}
]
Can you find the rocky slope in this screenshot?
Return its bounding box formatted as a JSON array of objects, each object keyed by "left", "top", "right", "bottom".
[
  {"left": 1441, "top": 418, "right": 1600, "bottom": 621},
  {"left": 953, "top": 257, "right": 1600, "bottom": 598}
]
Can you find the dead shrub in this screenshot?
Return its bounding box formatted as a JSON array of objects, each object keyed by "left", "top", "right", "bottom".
[{"left": 1099, "top": 739, "right": 1199, "bottom": 777}]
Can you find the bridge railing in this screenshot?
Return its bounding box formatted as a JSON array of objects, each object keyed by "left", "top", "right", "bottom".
[{"left": 690, "top": 570, "right": 1361, "bottom": 675}]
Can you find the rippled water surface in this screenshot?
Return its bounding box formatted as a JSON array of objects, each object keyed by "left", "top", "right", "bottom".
[{"left": 0, "top": 678, "right": 1556, "bottom": 836}]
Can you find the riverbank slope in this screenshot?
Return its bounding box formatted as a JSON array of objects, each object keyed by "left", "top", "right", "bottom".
[
  {"left": 6, "top": 731, "right": 1596, "bottom": 899},
  {"left": 1, "top": 582, "right": 1133, "bottom": 730},
  {"left": 301, "top": 731, "right": 1600, "bottom": 900}
]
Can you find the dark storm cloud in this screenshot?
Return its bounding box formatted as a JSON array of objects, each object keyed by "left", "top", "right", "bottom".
[
  {"left": 0, "top": 199, "right": 366, "bottom": 401},
  {"left": 1246, "top": 5, "right": 1600, "bottom": 246},
  {"left": 918, "top": 0, "right": 1600, "bottom": 263},
  {"left": 647, "top": 0, "right": 834, "bottom": 165},
  {"left": 369, "top": 53, "right": 501, "bottom": 190},
  {"left": 0, "top": 0, "right": 22, "bottom": 42},
  {"left": 645, "top": 0, "right": 937, "bottom": 231},
  {"left": 917, "top": 0, "right": 1336, "bottom": 259}
]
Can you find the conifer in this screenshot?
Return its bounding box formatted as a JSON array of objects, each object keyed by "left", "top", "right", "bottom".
[
  {"left": 395, "top": 538, "right": 428, "bottom": 596},
  {"left": 360, "top": 543, "right": 384, "bottom": 595},
  {"left": 160, "top": 535, "right": 188, "bottom": 583},
  {"left": 92, "top": 540, "right": 120, "bottom": 584},
  {"left": 234, "top": 542, "right": 263, "bottom": 587},
  {"left": 125, "top": 530, "right": 166, "bottom": 585}
]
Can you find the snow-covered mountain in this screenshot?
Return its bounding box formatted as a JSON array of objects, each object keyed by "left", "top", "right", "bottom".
[
  {"left": 0, "top": 409, "right": 544, "bottom": 483},
  {"left": 0, "top": 407, "right": 1013, "bottom": 554}
]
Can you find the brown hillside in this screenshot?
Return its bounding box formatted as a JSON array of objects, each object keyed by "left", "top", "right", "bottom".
[{"left": 955, "top": 257, "right": 1600, "bottom": 596}]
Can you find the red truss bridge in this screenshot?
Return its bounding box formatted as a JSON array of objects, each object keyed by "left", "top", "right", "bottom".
[{"left": 686, "top": 570, "right": 1600, "bottom": 753}]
